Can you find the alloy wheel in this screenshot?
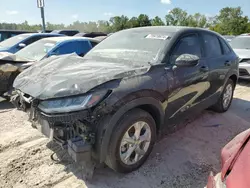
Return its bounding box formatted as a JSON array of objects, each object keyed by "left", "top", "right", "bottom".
[
  {"left": 223, "top": 83, "right": 233, "bottom": 109},
  {"left": 119, "top": 121, "right": 152, "bottom": 165}
]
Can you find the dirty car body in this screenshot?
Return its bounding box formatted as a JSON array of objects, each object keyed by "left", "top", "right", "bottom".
[
  {"left": 0, "top": 37, "right": 100, "bottom": 96},
  {"left": 206, "top": 129, "right": 250, "bottom": 188},
  {"left": 12, "top": 26, "right": 239, "bottom": 173}
]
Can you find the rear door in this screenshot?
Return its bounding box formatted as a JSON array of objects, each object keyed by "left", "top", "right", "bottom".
[
  {"left": 201, "top": 32, "right": 231, "bottom": 102},
  {"left": 165, "top": 33, "right": 210, "bottom": 122}
]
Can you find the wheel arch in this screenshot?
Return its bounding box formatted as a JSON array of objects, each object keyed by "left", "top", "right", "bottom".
[
  {"left": 229, "top": 74, "right": 238, "bottom": 87},
  {"left": 96, "top": 97, "right": 165, "bottom": 163}
]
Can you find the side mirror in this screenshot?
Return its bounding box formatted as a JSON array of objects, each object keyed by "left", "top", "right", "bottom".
[
  {"left": 175, "top": 54, "right": 199, "bottom": 67},
  {"left": 18, "top": 43, "right": 26, "bottom": 49}
]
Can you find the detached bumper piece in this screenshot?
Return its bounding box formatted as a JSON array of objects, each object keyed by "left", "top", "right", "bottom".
[
  {"left": 68, "top": 136, "right": 96, "bottom": 180},
  {"left": 68, "top": 136, "right": 92, "bottom": 163}
]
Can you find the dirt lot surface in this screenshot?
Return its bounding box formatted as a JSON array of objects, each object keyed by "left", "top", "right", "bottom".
[{"left": 0, "top": 80, "right": 250, "bottom": 188}]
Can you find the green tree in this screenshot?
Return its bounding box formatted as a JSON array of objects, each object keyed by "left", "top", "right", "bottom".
[
  {"left": 97, "top": 20, "right": 111, "bottom": 33},
  {"left": 151, "top": 16, "right": 165, "bottom": 26},
  {"left": 137, "top": 14, "right": 152, "bottom": 27},
  {"left": 127, "top": 17, "right": 140, "bottom": 28},
  {"left": 165, "top": 8, "right": 188, "bottom": 26},
  {"left": 211, "top": 7, "right": 249, "bottom": 35},
  {"left": 46, "top": 22, "right": 65, "bottom": 30},
  {"left": 187, "top": 13, "right": 207, "bottom": 28},
  {"left": 109, "top": 15, "right": 129, "bottom": 32}
]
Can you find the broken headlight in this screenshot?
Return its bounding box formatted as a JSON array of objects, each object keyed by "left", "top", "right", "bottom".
[{"left": 38, "top": 91, "right": 107, "bottom": 113}]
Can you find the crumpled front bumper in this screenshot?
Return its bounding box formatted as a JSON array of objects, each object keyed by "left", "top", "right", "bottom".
[{"left": 11, "top": 92, "right": 95, "bottom": 164}]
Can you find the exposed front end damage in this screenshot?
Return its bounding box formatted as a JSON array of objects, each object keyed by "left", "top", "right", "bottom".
[{"left": 11, "top": 91, "right": 99, "bottom": 179}]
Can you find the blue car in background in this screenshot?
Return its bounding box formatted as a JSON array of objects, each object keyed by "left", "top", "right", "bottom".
[
  {"left": 0, "top": 33, "right": 62, "bottom": 53},
  {"left": 15, "top": 36, "right": 101, "bottom": 62}
]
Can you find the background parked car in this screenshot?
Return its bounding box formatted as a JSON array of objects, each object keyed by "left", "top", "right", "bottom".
[
  {"left": 51, "top": 30, "right": 79, "bottom": 36},
  {"left": 0, "top": 29, "right": 33, "bottom": 42},
  {"left": 230, "top": 35, "right": 250, "bottom": 79},
  {"left": 0, "top": 36, "right": 101, "bottom": 96},
  {"left": 0, "top": 33, "right": 62, "bottom": 53},
  {"left": 206, "top": 128, "right": 250, "bottom": 188},
  {"left": 12, "top": 26, "right": 238, "bottom": 175},
  {"left": 94, "top": 35, "right": 107, "bottom": 41},
  {"left": 223, "top": 35, "right": 235, "bottom": 42},
  {"left": 15, "top": 36, "right": 101, "bottom": 61},
  {"left": 74, "top": 32, "right": 107, "bottom": 38}
]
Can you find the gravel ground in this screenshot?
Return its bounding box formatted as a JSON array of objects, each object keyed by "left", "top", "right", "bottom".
[{"left": 0, "top": 80, "right": 250, "bottom": 188}]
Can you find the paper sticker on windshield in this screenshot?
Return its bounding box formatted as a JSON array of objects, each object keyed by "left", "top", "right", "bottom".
[{"left": 145, "top": 34, "right": 169, "bottom": 40}]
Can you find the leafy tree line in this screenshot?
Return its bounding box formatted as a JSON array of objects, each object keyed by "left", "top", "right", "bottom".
[{"left": 0, "top": 7, "right": 250, "bottom": 35}]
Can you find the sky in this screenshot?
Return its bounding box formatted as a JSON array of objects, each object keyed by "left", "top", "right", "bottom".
[{"left": 0, "top": 0, "right": 250, "bottom": 25}]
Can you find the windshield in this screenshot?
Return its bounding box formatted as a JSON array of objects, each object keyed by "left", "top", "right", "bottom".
[
  {"left": 16, "top": 39, "right": 57, "bottom": 61},
  {"left": 0, "top": 34, "right": 31, "bottom": 48},
  {"left": 230, "top": 37, "right": 250, "bottom": 49},
  {"left": 84, "top": 28, "right": 172, "bottom": 65}
]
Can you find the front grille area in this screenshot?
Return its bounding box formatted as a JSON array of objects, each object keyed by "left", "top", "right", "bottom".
[
  {"left": 37, "top": 109, "right": 92, "bottom": 124},
  {"left": 239, "top": 68, "right": 250, "bottom": 76}
]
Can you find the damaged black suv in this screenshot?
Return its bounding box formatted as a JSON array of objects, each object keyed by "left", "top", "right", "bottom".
[{"left": 12, "top": 26, "right": 238, "bottom": 174}]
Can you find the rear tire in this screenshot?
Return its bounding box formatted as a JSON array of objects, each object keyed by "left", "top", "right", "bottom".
[
  {"left": 211, "top": 79, "right": 235, "bottom": 113},
  {"left": 105, "top": 108, "right": 156, "bottom": 173}
]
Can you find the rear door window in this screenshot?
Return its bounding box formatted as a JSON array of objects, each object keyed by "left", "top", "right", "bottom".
[{"left": 202, "top": 33, "right": 222, "bottom": 58}]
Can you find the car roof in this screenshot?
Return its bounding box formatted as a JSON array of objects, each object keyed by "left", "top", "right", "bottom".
[
  {"left": 18, "top": 33, "right": 62, "bottom": 37},
  {"left": 120, "top": 26, "right": 220, "bottom": 37},
  {"left": 40, "top": 36, "right": 101, "bottom": 43}
]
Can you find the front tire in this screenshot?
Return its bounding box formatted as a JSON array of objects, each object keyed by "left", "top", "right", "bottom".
[
  {"left": 211, "top": 79, "right": 235, "bottom": 113},
  {"left": 105, "top": 108, "right": 156, "bottom": 173}
]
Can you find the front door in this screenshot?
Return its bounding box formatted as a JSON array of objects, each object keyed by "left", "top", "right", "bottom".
[{"left": 164, "top": 33, "right": 210, "bottom": 124}]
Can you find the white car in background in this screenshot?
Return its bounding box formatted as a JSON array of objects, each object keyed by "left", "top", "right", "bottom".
[
  {"left": 230, "top": 35, "right": 250, "bottom": 79},
  {"left": 223, "top": 35, "right": 235, "bottom": 42}
]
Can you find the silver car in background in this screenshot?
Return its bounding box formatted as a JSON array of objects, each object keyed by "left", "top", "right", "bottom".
[
  {"left": 230, "top": 35, "right": 250, "bottom": 79},
  {"left": 223, "top": 35, "right": 235, "bottom": 43}
]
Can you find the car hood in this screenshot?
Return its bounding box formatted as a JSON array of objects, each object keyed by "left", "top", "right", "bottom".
[
  {"left": 233, "top": 49, "right": 250, "bottom": 59},
  {"left": 13, "top": 53, "right": 150, "bottom": 100}
]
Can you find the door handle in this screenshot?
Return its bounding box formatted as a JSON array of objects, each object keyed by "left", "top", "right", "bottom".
[
  {"left": 200, "top": 66, "right": 209, "bottom": 72},
  {"left": 224, "top": 61, "right": 231, "bottom": 66}
]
